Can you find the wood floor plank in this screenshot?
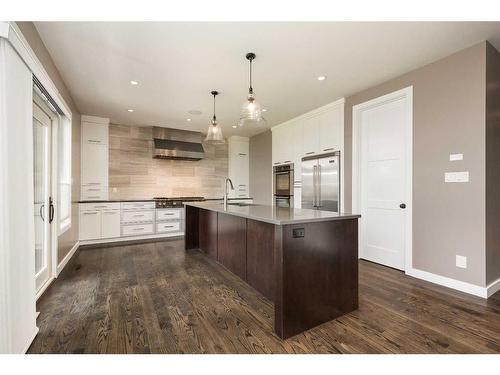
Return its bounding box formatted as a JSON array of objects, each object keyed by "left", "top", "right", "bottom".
[{"left": 28, "top": 239, "right": 500, "bottom": 354}]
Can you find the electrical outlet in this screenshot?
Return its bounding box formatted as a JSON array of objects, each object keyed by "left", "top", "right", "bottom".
[
  {"left": 449, "top": 153, "right": 463, "bottom": 161},
  {"left": 456, "top": 255, "right": 467, "bottom": 269},
  {"left": 112, "top": 187, "right": 118, "bottom": 193}
]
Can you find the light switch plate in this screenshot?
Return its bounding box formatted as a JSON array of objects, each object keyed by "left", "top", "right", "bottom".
[
  {"left": 445, "top": 171, "right": 469, "bottom": 183},
  {"left": 450, "top": 153, "right": 463, "bottom": 161},
  {"left": 456, "top": 255, "right": 467, "bottom": 269}
]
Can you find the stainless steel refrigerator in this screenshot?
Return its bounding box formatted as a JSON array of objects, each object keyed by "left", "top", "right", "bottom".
[{"left": 301, "top": 151, "right": 340, "bottom": 212}]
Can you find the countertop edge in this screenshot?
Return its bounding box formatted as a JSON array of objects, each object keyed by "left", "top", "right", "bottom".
[{"left": 184, "top": 202, "right": 361, "bottom": 225}]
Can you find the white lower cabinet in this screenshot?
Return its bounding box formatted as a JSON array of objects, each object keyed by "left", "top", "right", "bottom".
[
  {"left": 101, "top": 209, "right": 121, "bottom": 238},
  {"left": 122, "top": 223, "right": 154, "bottom": 236},
  {"left": 79, "top": 202, "right": 185, "bottom": 242},
  {"left": 79, "top": 210, "right": 101, "bottom": 240},
  {"left": 121, "top": 210, "right": 154, "bottom": 223},
  {"left": 157, "top": 221, "right": 181, "bottom": 233},
  {"left": 79, "top": 203, "right": 120, "bottom": 240}
]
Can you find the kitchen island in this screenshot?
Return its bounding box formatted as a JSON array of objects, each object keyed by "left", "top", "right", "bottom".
[{"left": 184, "top": 202, "right": 360, "bottom": 339}]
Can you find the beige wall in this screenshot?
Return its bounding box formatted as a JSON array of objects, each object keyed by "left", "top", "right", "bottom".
[
  {"left": 486, "top": 42, "right": 500, "bottom": 285},
  {"left": 345, "top": 42, "right": 488, "bottom": 286},
  {"left": 249, "top": 130, "right": 273, "bottom": 205},
  {"left": 108, "top": 124, "right": 228, "bottom": 199},
  {"left": 16, "top": 22, "right": 81, "bottom": 264}
]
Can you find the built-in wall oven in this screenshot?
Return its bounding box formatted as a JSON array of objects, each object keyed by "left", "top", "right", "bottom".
[{"left": 273, "top": 163, "right": 294, "bottom": 208}]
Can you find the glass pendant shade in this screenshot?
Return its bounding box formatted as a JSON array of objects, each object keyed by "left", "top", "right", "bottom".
[
  {"left": 204, "top": 90, "right": 225, "bottom": 144},
  {"left": 204, "top": 122, "right": 225, "bottom": 144},
  {"left": 239, "top": 52, "right": 266, "bottom": 127},
  {"left": 238, "top": 92, "right": 266, "bottom": 127}
]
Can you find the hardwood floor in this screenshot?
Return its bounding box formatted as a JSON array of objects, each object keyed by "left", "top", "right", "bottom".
[{"left": 28, "top": 239, "right": 500, "bottom": 354}]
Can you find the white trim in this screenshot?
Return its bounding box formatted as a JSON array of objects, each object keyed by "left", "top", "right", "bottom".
[
  {"left": 56, "top": 241, "right": 80, "bottom": 276},
  {"left": 407, "top": 267, "right": 488, "bottom": 298},
  {"left": 352, "top": 86, "right": 413, "bottom": 272},
  {"left": 81, "top": 115, "right": 109, "bottom": 124},
  {"left": 487, "top": 276, "right": 500, "bottom": 298},
  {"left": 271, "top": 97, "right": 345, "bottom": 132},
  {"left": 1, "top": 22, "right": 72, "bottom": 120},
  {"left": 79, "top": 232, "right": 184, "bottom": 246},
  {"left": 22, "top": 327, "right": 39, "bottom": 354},
  {"left": 35, "top": 276, "right": 55, "bottom": 301}
]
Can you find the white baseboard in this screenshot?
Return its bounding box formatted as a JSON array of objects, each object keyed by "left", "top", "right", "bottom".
[
  {"left": 22, "top": 326, "right": 39, "bottom": 353},
  {"left": 487, "top": 276, "right": 500, "bottom": 298},
  {"left": 79, "top": 232, "right": 184, "bottom": 246},
  {"left": 406, "top": 267, "right": 488, "bottom": 298},
  {"left": 56, "top": 241, "right": 80, "bottom": 276},
  {"left": 35, "top": 276, "right": 55, "bottom": 301}
]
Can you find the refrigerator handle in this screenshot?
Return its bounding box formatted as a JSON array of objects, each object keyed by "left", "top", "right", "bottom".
[
  {"left": 313, "top": 164, "right": 317, "bottom": 207},
  {"left": 318, "top": 164, "right": 322, "bottom": 207}
]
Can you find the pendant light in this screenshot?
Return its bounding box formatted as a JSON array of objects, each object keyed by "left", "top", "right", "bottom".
[
  {"left": 238, "top": 52, "right": 266, "bottom": 127},
  {"left": 204, "top": 90, "right": 225, "bottom": 144}
]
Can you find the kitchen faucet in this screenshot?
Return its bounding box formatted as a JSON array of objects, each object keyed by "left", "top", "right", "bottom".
[{"left": 224, "top": 178, "right": 234, "bottom": 209}]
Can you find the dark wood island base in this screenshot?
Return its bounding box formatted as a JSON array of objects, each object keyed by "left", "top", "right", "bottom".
[{"left": 185, "top": 204, "right": 359, "bottom": 339}]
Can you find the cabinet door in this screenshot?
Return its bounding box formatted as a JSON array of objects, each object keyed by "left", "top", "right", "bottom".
[
  {"left": 302, "top": 117, "right": 320, "bottom": 157},
  {"left": 79, "top": 210, "right": 101, "bottom": 240},
  {"left": 82, "top": 121, "right": 108, "bottom": 145},
  {"left": 319, "top": 107, "right": 342, "bottom": 153},
  {"left": 101, "top": 209, "right": 121, "bottom": 238},
  {"left": 217, "top": 213, "right": 247, "bottom": 280},
  {"left": 272, "top": 126, "right": 284, "bottom": 165},
  {"left": 246, "top": 219, "right": 274, "bottom": 300},
  {"left": 199, "top": 209, "right": 218, "bottom": 260},
  {"left": 81, "top": 143, "right": 108, "bottom": 185}
]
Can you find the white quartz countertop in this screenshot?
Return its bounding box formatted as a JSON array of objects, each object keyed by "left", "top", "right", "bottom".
[{"left": 184, "top": 202, "right": 361, "bottom": 225}]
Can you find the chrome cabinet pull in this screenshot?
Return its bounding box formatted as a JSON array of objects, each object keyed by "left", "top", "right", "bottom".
[{"left": 306, "top": 151, "right": 315, "bottom": 155}]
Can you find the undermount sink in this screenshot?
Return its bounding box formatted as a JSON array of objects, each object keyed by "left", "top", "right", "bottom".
[{"left": 223, "top": 202, "right": 254, "bottom": 207}]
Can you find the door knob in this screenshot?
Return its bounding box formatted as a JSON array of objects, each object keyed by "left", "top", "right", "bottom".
[{"left": 399, "top": 203, "right": 406, "bottom": 209}]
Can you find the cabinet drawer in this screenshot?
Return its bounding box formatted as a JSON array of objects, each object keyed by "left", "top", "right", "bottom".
[
  {"left": 81, "top": 185, "right": 108, "bottom": 201},
  {"left": 121, "top": 202, "right": 155, "bottom": 211},
  {"left": 80, "top": 202, "right": 119, "bottom": 211},
  {"left": 156, "top": 221, "right": 182, "bottom": 233},
  {"left": 156, "top": 209, "right": 182, "bottom": 221},
  {"left": 122, "top": 210, "right": 154, "bottom": 223},
  {"left": 121, "top": 223, "right": 154, "bottom": 237}
]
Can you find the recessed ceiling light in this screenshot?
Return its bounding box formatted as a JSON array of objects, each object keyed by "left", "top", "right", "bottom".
[
  {"left": 317, "top": 75, "right": 327, "bottom": 81},
  {"left": 232, "top": 125, "right": 237, "bottom": 129},
  {"left": 127, "top": 109, "right": 134, "bottom": 112},
  {"left": 129, "top": 80, "right": 139, "bottom": 85},
  {"left": 262, "top": 108, "right": 267, "bottom": 112},
  {"left": 186, "top": 118, "right": 191, "bottom": 122}
]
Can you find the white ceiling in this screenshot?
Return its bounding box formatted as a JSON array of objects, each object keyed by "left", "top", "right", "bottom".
[{"left": 35, "top": 22, "right": 500, "bottom": 137}]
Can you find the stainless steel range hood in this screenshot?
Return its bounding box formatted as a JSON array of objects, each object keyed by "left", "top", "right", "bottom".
[{"left": 152, "top": 127, "right": 205, "bottom": 161}]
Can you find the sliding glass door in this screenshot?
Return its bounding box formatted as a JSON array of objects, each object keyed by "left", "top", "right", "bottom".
[{"left": 33, "top": 101, "right": 53, "bottom": 293}]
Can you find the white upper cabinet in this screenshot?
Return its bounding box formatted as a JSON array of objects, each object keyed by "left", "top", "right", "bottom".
[
  {"left": 319, "top": 104, "right": 343, "bottom": 153},
  {"left": 272, "top": 98, "right": 345, "bottom": 182},
  {"left": 301, "top": 117, "right": 320, "bottom": 157},
  {"left": 81, "top": 115, "right": 109, "bottom": 200},
  {"left": 81, "top": 142, "right": 108, "bottom": 185},
  {"left": 228, "top": 136, "right": 250, "bottom": 198},
  {"left": 81, "top": 115, "right": 109, "bottom": 145}
]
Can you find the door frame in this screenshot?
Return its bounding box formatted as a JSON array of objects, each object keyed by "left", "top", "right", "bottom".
[
  {"left": 352, "top": 86, "right": 413, "bottom": 272},
  {"left": 33, "top": 93, "right": 59, "bottom": 300}
]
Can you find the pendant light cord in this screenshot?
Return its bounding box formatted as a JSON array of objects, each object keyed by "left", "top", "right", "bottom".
[
  {"left": 212, "top": 92, "right": 217, "bottom": 124},
  {"left": 249, "top": 58, "right": 253, "bottom": 94}
]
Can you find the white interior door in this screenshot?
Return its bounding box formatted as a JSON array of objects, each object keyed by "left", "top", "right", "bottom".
[
  {"left": 353, "top": 87, "right": 412, "bottom": 271},
  {"left": 33, "top": 102, "right": 52, "bottom": 292}
]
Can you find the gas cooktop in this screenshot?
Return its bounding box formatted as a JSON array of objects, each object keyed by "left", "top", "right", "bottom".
[{"left": 153, "top": 196, "right": 205, "bottom": 208}]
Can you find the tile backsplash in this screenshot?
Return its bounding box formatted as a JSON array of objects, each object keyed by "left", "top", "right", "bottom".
[{"left": 108, "top": 124, "right": 228, "bottom": 200}]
